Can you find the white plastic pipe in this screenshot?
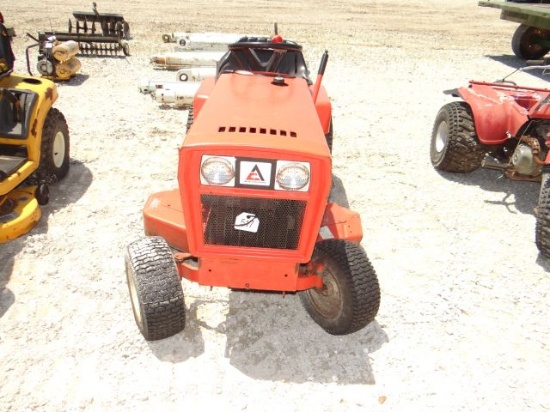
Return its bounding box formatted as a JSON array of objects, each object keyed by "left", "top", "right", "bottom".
[
  {"left": 152, "top": 82, "right": 201, "bottom": 107},
  {"left": 150, "top": 51, "right": 226, "bottom": 69},
  {"left": 175, "top": 67, "right": 216, "bottom": 82}
]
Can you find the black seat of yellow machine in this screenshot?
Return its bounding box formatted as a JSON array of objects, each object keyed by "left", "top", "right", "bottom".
[{"left": 0, "top": 89, "right": 36, "bottom": 137}]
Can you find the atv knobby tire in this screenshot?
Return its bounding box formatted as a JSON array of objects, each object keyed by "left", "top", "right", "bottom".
[
  {"left": 299, "top": 239, "right": 380, "bottom": 335},
  {"left": 430, "top": 102, "right": 486, "bottom": 173},
  {"left": 35, "top": 108, "right": 70, "bottom": 184},
  {"left": 125, "top": 236, "right": 186, "bottom": 341},
  {"left": 536, "top": 173, "right": 550, "bottom": 257},
  {"left": 511, "top": 24, "right": 550, "bottom": 60}
]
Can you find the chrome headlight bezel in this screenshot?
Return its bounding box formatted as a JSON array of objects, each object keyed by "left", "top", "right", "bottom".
[
  {"left": 200, "top": 155, "right": 236, "bottom": 186},
  {"left": 275, "top": 161, "right": 310, "bottom": 191}
]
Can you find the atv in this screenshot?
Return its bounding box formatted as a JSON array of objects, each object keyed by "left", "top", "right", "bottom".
[
  {"left": 125, "top": 35, "right": 381, "bottom": 340},
  {"left": 0, "top": 19, "right": 70, "bottom": 242},
  {"left": 430, "top": 63, "right": 550, "bottom": 257}
]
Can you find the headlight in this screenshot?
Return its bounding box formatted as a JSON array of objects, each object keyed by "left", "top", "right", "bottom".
[
  {"left": 276, "top": 161, "right": 310, "bottom": 191},
  {"left": 200, "top": 156, "right": 235, "bottom": 185}
]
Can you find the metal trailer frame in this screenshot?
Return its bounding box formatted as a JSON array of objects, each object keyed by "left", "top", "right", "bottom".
[{"left": 479, "top": 0, "right": 550, "bottom": 59}]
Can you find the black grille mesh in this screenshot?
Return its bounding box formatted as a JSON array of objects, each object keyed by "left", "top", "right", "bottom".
[{"left": 201, "top": 195, "right": 306, "bottom": 249}]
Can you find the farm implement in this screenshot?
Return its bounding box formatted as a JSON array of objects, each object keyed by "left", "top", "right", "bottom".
[{"left": 26, "top": 2, "right": 130, "bottom": 80}]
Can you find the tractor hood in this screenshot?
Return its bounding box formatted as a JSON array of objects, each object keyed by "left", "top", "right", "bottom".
[{"left": 182, "top": 72, "right": 329, "bottom": 158}]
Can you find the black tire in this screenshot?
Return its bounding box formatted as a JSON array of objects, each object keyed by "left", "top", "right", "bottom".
[
  {"left": 430, "top": 102, "right": 486, "bottom": 173},
  {"left": 325, "top": 117, "right": 333, "bottom": 153},
  {"left": 536, "top": 173, "right": 550, "bottom": 257},
  {"left": 186, "top": 105, "right": 194, "bottom": 132},
  {"left": 299, "top": 239, "right": 380, "bottom": 335},
  {"left": 35, "top": 183, "right": 49, "bottom": 206},
  {"left": 125, "top": 236, "right": 186, "bottom": 341},
  {"left": 511, "top": 24, "right": 550, "bottom": 60},
  {"left": 35, "top": 108, "right": 70, "bottom": 184}
]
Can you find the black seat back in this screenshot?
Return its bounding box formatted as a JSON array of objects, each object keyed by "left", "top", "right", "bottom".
[
  {"left": 217, "top": 38, "right": 311, "bottom": 83},
  {"left": 0, "top": 23, "right": 14, "bottom": 78}
]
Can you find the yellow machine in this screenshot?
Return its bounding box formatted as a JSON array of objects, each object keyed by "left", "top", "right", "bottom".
[{"left": 1, "top": 21, "right": 70, "bottom": 242}]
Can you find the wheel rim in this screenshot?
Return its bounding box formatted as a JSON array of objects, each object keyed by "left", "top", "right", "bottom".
[
  {"left": 522, "top": 27, "right": 550, "bottom": 58},
  {"left": 435, "top": 120, "right": 448, "bottom": 154},
  {"left": 52, "top": 131, "right": 66, "bottom": 168},
  {"left": 307, "top": 265, "right": 342, "bottom": 320},
  {"left": 126, "top": 260, "right": 143, "bottom": 327}
]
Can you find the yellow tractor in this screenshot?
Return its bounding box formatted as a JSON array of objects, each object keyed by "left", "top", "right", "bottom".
[{"left": 0, "top": 17, "right": 70, "bottom": 242}]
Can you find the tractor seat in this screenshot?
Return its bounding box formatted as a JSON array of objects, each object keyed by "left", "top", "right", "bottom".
[
  {"left": 0, "top": 89, "right": 16, "bottom": 132},
  {"left": 0, "top": 89, "right": 36, "bottom": 137},
  {"left": 0, "top": 22, "right": 15, "bottom": 78},
  {"left": 217, "top": 37, "right": 311, "bottom": 83}
]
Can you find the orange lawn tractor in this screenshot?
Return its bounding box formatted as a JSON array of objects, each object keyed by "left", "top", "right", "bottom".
[{"left": 125, "top": 35, "right": 381, "bottom": 340}]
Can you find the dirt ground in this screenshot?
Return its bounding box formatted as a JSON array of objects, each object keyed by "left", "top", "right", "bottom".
[{"left": 1, "top": 0, "right": 549, "bottom": 410}]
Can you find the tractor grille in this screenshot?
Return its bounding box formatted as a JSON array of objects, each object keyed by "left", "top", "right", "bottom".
[{"left": 201, "top": 195, "right": 306, "bottom": 250}]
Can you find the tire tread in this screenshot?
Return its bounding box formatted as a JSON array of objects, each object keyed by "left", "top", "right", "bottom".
[{"left": 126, "top": 237, "right": 185, "bottom": 341}]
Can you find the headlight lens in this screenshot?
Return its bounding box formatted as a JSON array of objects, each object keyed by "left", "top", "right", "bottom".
[
  {"left": 276, "top": 162, "right": 310, "bottom": 190},
  {"left": 200, "top": 156, "right": 235, "bottom": 185}
]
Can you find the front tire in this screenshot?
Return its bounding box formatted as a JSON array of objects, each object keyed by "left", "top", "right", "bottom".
[
  {"left": 35, "top": 183, "right": 49, "bottom": 206},
  {"left": 125, "top": 237, "right": 186, "bottom": 341},
  {"left": 430, "top": 102, "right": 485, "bottom": 173},
  {"left": 536, "top": 173, "right": 550, "bottom": 257},
  {"left": 511, "top": 24, "right": 550, "bottom": 60},
  {"left": 35, "top": 108, "right": 70, "bottom": 184},
  {"left": 299, "top": 240, "right": 380, "bottom": 335}
]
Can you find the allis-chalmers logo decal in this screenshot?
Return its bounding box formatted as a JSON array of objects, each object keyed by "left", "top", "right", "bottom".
[
  {"left": 239, "top": 161, "right": 272, "bottom": 187},
  {"left": 246, "top": 165, "right": 264, "bottom": 182}
]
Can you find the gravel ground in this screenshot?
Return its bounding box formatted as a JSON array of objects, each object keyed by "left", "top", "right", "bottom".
[{"left": 1, "top": 0, "right": 549, "bottom": 411}]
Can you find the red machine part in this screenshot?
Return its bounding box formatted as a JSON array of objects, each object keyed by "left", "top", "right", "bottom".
[{"left": 457, "top": 80, "right": 550, "bottom": 145}]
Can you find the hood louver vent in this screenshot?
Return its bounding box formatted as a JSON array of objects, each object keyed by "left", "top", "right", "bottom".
[{"left": 218, "top": 126, "right": 297, "bottom": 138}]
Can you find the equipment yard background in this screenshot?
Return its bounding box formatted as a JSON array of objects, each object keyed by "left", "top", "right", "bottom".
[{"left": 1, "top": 0, "right": 549, "bottom": 410}]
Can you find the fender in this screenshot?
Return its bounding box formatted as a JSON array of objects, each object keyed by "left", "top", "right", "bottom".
[
  {"left": 451, "top": 81, "right": 534, "bottom": 145},
  {"left": 312, "top": 85, "right": 332, "bottom": 134},
  {"left": 316, "top": 202, "right": 363, "bottom": 244},
  {"left": 191, "top": 76, "right": 215, "bottom": 120}
]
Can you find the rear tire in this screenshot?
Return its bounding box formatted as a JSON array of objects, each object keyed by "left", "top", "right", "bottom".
[
  {"left": 325, "top": 117, "right": 333, "bottom": 153},
  {"left": 536, "top": 173, "right": 550, "bottom": 257},
  {"left": 511, "top": 24, "right": 550, "bottom": 60},
  {"left": 430, "top": 102, "right": 485, "bottom": 173},
  {"left": 35, "top": 108, "right": 70, "bottom": 184},
  {"left": 186, "top": 105, "right": 194, "bottom": 132},
  {"left": 299, "top": 240, "right": 380, "bottom": 335},
  {"left": 125, "top": 237, "right": 186, "bottom": 341}
]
